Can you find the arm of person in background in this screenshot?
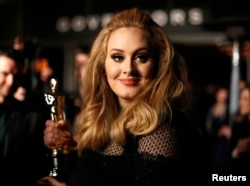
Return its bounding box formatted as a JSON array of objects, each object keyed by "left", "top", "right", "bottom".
[{"left": 232, "top": 138, "right": 250, "bottom": 158}]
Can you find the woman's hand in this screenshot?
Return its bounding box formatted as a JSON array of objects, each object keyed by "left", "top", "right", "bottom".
[
  {"left": 236, "top": 138, "right": 250, "bottom": 153},
  {"left": 43, "top": 119, "right": 75, "bottom": 150},
  {"left": 217, "top": 125, "right": 231, "bottom": 139},
  {"left": 37, "top": 176, "right": 67, "bottom": 186},
  {"left": 232, "top": 138, "right": 250, "bottom": 158}
]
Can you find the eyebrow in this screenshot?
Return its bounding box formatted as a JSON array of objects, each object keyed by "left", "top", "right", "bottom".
[
  {"left": 110, "top": 48, "right": 123, "bottom": 52},
  {"left": 110, "top": 47, "right": 149, "bottom": 52}
]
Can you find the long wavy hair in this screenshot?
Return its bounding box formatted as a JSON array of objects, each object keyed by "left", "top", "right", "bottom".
[{"left": 76, "top": 8, "right": 186, "bottom": 154}]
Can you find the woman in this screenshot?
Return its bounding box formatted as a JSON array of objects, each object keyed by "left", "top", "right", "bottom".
[
  {"left": 205, "top": 87, "right": 231, "bottom": 171},
  {"left": 40, "top": 8, "right": 202, "bottom": 186},
  {"left": 229, "top": 86, "right": 250, "bottom": 175}
]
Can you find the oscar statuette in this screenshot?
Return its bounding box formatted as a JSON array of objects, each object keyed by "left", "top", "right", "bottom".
[{"left": 44, "top": 78, "right": 70, "bottom": 181}]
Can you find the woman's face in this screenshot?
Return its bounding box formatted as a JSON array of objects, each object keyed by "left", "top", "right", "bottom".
[
  {"left": 239, "top": 88, "right": 250, "bottom": 115},
  {"left": 105, "top": 27, "right": 154, "bottom": 108}
]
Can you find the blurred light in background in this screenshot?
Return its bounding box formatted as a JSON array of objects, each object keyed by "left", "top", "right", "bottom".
[
  {"left": 71, "top": 16, "right": 86, "bottom": 32},
  {"left": 56, "top": 17, "right": 70, "bottom": 33},
  {"left": 55, "top": 8, "right": 204, "bottom": 33}
]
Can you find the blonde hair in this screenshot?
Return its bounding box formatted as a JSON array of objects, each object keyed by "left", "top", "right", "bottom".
[{"left": 76, "top": 8, "right": 185, "bottom": 154}]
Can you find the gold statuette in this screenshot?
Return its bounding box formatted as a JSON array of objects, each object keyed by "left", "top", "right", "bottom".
[
  {"left": 44, "top": 78, "right": 65, "bottom": 123},
  {"left": 44, "top": 78, "right": 68, "bottom": 179}
]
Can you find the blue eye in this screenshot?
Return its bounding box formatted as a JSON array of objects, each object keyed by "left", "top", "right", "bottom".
[
  {"left": 135, "top": 54, "right": 149, "bottom": 63},
  {"left": 111, "top": 55, "right": 124, "bottom": 62}
]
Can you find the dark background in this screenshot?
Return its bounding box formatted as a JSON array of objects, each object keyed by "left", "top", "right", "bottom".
[{"left": 0, "top": 0, "right": 249, "bottom": 109}]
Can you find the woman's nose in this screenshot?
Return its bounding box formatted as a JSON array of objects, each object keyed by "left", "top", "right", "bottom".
[{"left": 122, "top": 58, "right": 135, "bottom": 75}]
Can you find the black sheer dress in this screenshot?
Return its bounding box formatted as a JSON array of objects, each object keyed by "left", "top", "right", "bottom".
[{"left": 67, "top": 110, "right": 204, "bottom": 186}]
